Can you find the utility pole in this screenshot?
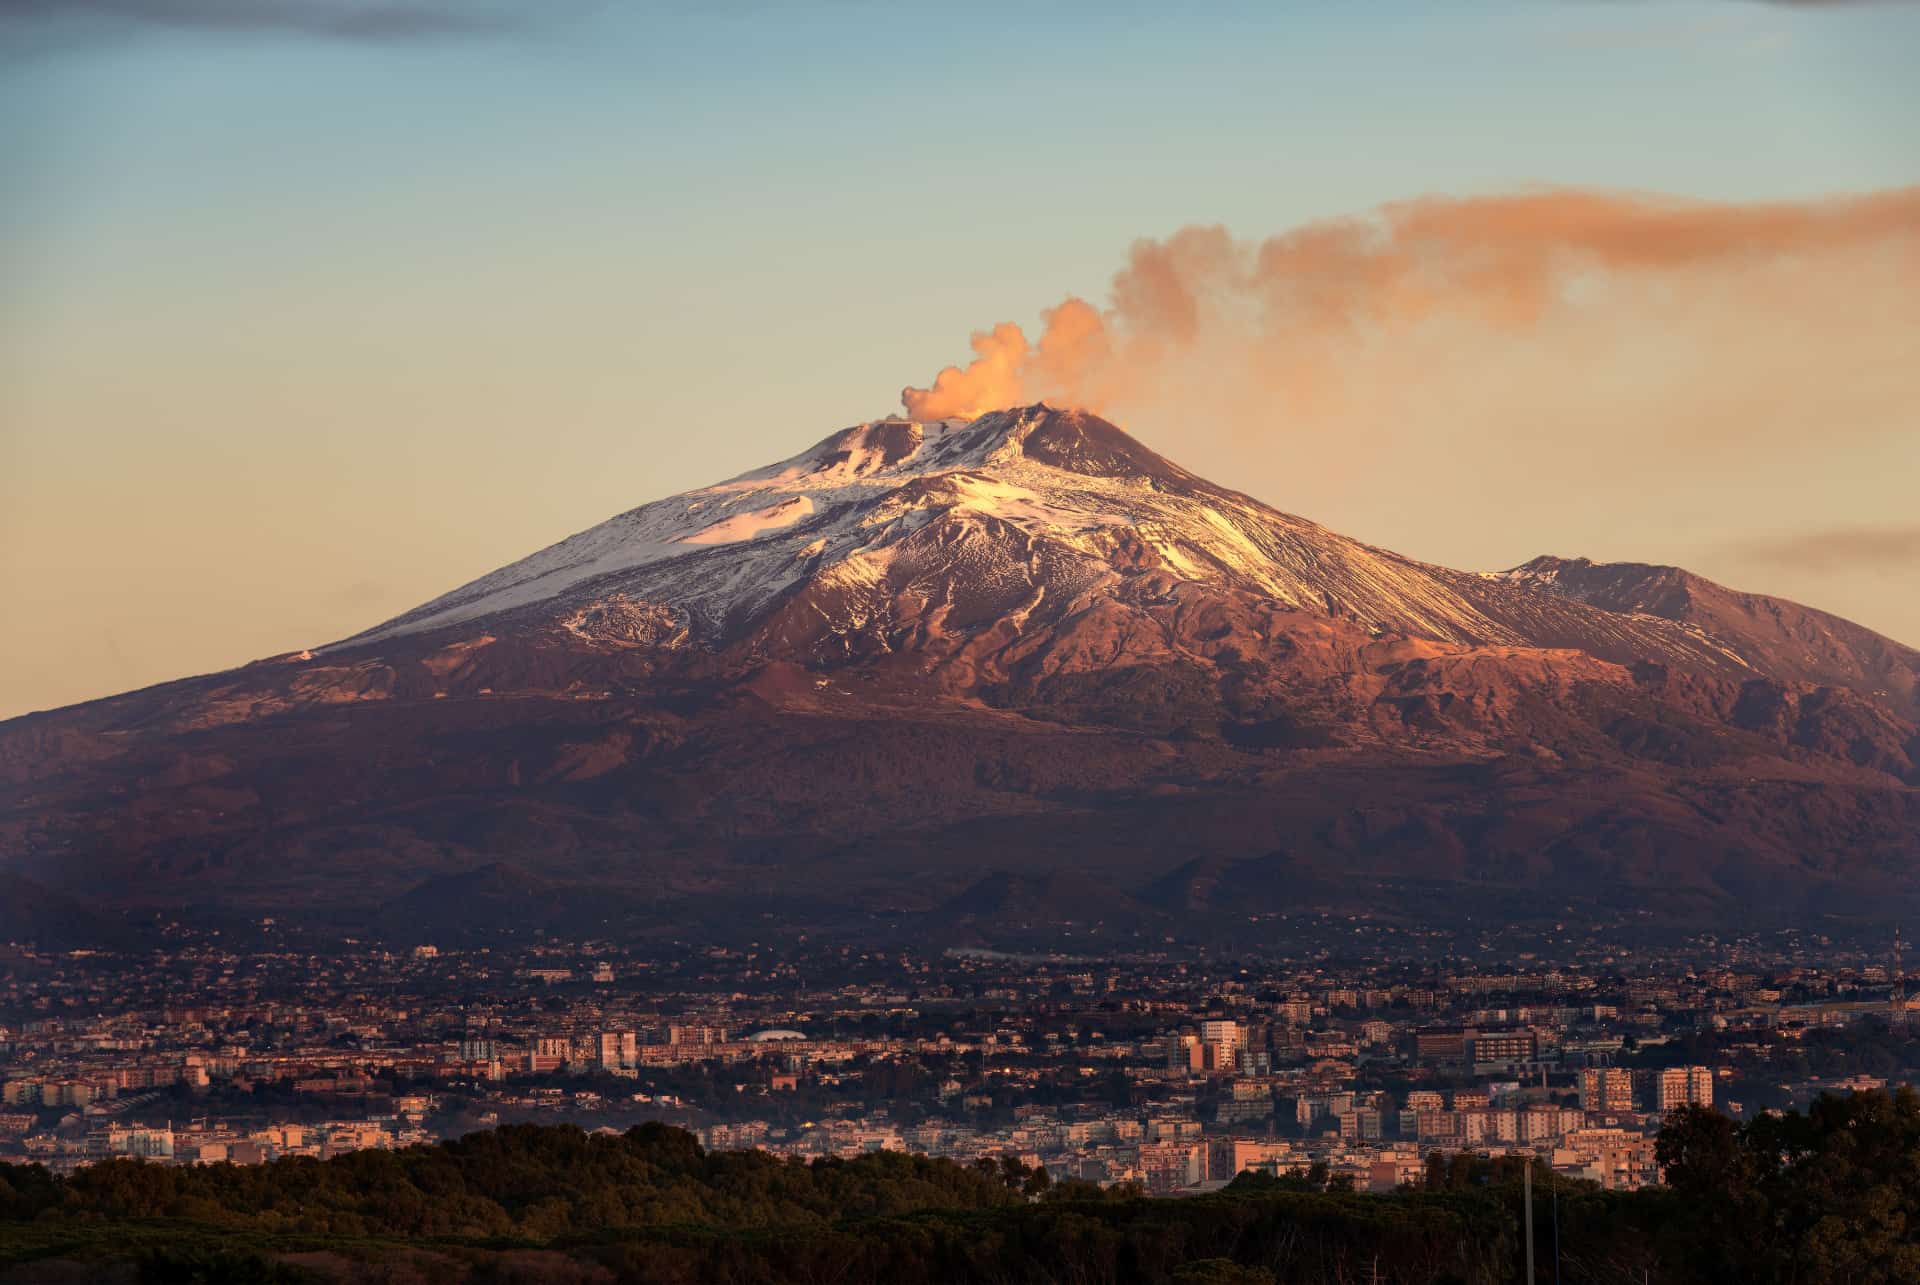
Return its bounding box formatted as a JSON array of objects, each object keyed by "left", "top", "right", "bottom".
[
  {"left": 1523, "top": 1162, "right": 1536, "bottom": 1283},
  {"left": 1551, "top": 1175, "right": 1561, "bottom": 1285}
]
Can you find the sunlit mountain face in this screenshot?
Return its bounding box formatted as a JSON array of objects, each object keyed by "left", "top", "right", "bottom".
[{"left": 3, "top": 405, "right": 1917, "bottom": 947}]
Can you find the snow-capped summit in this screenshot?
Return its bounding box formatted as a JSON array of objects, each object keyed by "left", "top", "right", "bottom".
[
  {"left": 338, "top": 406, "right": 1205, "bottom": 646},
  {"left": 342, "top": 405, "right": 1776, "bottom": 682}
]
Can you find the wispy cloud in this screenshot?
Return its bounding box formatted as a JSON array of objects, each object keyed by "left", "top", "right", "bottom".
[
  {"left": 1723, "top": 525, "right": 1920, "bottom": 572},
  {"left": 0, "top": 0, "right": 544, "bottom": 41}
]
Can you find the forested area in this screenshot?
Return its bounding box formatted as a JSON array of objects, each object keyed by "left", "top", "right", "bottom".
[{"left": 0, "top": 1089, "right": 1915, "bottom": 1283}]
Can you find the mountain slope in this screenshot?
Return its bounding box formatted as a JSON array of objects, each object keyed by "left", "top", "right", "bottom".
[
  {"left": 1, "top": 405, "right": 1915, "bottom": 943},
  {"left": 338, "top": 407, "right": 1895, "bottom": 695},
  {"left": 1502, "top": 555, "right": 1920, "bottom": 717}
]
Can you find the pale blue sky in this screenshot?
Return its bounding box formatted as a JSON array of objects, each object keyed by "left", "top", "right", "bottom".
[{"left": 2, "top": 1, "right": 1917, "bottom": 716}]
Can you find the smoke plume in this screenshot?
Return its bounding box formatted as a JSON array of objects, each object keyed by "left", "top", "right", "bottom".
[{"left": 901, "top": 187, "right": 1920, "bottom": 424}]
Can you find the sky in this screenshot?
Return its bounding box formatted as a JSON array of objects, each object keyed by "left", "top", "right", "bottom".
[{"left": 1, "top": 0, "right": 1917, "bottom": 719}]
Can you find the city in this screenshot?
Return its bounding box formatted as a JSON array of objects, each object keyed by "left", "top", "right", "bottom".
[{"left": 6, "top": 924, "right": 1915, "bottom": 1197}]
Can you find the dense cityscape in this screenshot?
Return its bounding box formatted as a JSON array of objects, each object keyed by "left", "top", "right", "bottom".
[{"left": 6, "top": 921, "right": 1916, "bottom": 1198}]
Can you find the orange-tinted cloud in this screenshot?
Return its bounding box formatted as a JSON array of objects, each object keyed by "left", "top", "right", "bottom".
[{"left": 901, "top": 186, "right": 1920, "bottom": 422}]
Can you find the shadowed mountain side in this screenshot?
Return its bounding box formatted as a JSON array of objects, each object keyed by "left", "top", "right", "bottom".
[{"left": 0, "top": 874, "right": 132, "bottom": 949}]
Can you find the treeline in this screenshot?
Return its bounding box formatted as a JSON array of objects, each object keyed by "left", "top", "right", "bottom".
[
  {"left": 0, "top": 1123, "right": 1023, "bottom": 1238},
  {"left": 1655, "top": 1086, "right": 1920, "bottom": 1282},
  {"left": 0, "top": 1089, "right": 1914, "bottom": 1283}
]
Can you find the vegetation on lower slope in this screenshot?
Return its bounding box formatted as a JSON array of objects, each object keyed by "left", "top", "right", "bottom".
[{"left": 0, "top": 1089, "right": 1914, "bottom": 1283}]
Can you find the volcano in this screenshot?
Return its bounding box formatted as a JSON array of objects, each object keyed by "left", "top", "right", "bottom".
[{"left": 3, "top": 405, "right": 1917, "bottom": 944}]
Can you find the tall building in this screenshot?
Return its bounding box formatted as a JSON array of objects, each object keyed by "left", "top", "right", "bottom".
[
  {"left": 1414, "top": 1027, "right": 1468, "bottom": 1065},
  {"left": 1199, "top": 1018, "right": 1241, "bottom": 1050},
  {"left": 1656, "top": 1066, "right": 1714, "bottom": 1112},
  {"left": 599, "top": 1030, "right": 637, "bottom": 1071},
  {"left": 1200, "top": 1019, "right": 1242, "bottom": 1070},
  {"left": 1339, "top": 1108, "right": 1384, "bottom": 1141},
  {"left": 1210, "top": 1137, "right": 1299, "bottom": 1180},
  {"left": 1403, "top": 1089, "right": 1445, "bottom": 1114},
  {"left": 1466, "top": 1028, "right": 1538, "bottom": 1068},
  {"left": 1580, "top": 1066, "right": 1634, "bottom": 1112},
  {"left": 528, "top": 1035, "right": 573, "bottom": 1072},
  {"left": 1415, "top": 1026, "right": 1537, "bottom": 1068},
  {"left": 1415, "top": 1108, "right": 1462, "bottom": 1145},
  {"left": 1138, "top": 1140, "right": 1207, "bottom": 1193},
  {"left": 1166, "top": 1032, "right": 1204, "bottom": 1073}
]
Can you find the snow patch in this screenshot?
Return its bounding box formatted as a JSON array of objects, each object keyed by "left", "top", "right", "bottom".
[{"left": 679, "top": 496, "right": 814, "bottom": 545}]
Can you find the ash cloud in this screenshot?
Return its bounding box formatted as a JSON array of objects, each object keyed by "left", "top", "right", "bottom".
[{"left": 902, "top": 187, "right": 1920, "bottom": 424}]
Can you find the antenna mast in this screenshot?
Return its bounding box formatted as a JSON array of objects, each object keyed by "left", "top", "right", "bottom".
[{"left": 1895, "top": 925, "right": 1906, "bottom": 1016}]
